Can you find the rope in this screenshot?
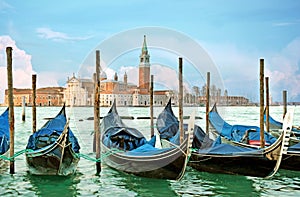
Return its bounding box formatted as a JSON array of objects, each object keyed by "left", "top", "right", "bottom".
[
  {"left": 0, "top": 149, "right": 33, "bottom": 161},
  {"left": 0, "top": 147, "right": 122, "bottom": 163},
  {"left": 75, "top": 148, "right": 123, "bottom": 162}
]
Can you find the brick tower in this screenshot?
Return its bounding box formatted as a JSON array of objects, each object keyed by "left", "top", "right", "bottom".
[{"left": 138, "top": 35, "right": 150, "bottom": 92}]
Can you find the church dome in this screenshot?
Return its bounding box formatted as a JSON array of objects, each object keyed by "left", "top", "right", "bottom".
[{"left": 100, "top": 71, "right": 107, "bottom": 80}]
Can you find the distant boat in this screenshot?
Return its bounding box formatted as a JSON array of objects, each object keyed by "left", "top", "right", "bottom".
[
  {"left": 156, "top": 100, "right": 289, "bottom": 177},
  {"left": 0, "top": 108, "right": 9, "bottom": 169},
  {"left": 25, "top": 105, "right": 80, "bottom": 175},
  {"left": 100, "top": 100, "right": 193, "bottom": 180}
]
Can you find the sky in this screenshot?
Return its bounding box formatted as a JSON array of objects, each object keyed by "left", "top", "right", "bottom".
[{"left": 1, "top": 0, "right": 300, "bottom": 103}]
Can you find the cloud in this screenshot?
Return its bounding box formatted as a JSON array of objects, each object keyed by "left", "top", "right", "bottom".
[
  {"left": 0, "top": 36, "right": 71, "bottom": 103},
  {"left": 201, "top": 41, "right": 260, "bottom": 100},
  {"left": 0, "top": 35, "right": 34, "bottom": 102},
  {"left": 202, "top": 37, "right": 300, "bottom": 102},
  {"left": 266, "top": 37, "right": 300, "bottom": 101},
  {"left": 119, "top": 66, "right": 138, "bottom": 85},
  {"left": 36, "top": 27, "right": 93, "bottom": 42}
]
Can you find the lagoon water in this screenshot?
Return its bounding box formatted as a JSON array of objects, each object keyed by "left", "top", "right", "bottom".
[{"left": 1, "top": 105, "right": 300, "bottom": 196}]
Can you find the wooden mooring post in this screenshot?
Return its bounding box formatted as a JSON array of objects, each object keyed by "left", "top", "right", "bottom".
[
  {"left": 206, "top": 72, "right": 210, "bottom": 134},
  {"left": 22, "top": 96, "right": 26, "bottom": 121},
  {"left": 265, "top": 77, "right": 270, "bottom": 132},
  {"left": 179, "top": 57, "right": 184, "bottom": 144},
  {"left": 283, "top": 90, "right": 287, "bottom": 118},
  {"left": 150, "top": 75, "right": 154, "bottom": 137},
  {"left": 259, "top": 59, "right": 265, "bottom": 148},
  {"left": 6, "top": 47, "right": 15, "bottom": 174},
  {"left": 94, "top": 50, "right": 101, "bottom": 175},
  {"left": 32, "top": 74, "right": 37, "bottom": 133}
]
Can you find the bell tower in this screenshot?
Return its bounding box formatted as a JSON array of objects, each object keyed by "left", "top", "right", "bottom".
[{"left": 138, "top": 35, "right": 150, "bottom": 92}]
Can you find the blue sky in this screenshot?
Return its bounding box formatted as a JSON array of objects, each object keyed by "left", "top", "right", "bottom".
[{"left": 0, "top": 0, "right": 300, "bottom": 103}]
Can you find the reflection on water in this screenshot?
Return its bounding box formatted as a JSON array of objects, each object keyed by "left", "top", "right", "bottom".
[
  {"left": 90, "top": 165, "right": 177, "bottom": 196},
  {"left": 25, "top": 174, "right": 79, "bottom": 197},
  {"left": 119, "top": 171, "right": 177, "bottom": 196},
  {"left": 171, "top": 167, "right": 259, "bottom": 196},
  {"left": 250, "top": 170, "right": 300, "bottom": 197}
]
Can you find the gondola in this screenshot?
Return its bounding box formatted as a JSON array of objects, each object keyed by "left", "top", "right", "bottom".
[
  {"left": 156, "top": 100, "right": 290, "bottom": 177},
  {"left": 0, "top": 108, "right": 9, "bottom": 169},
  {"left": 209, "top": 103, "right": 277, "bottom": 147},
  {"left": 209, "top": 104, "right": 300, "bottom": 172},
  {"left": 100, "top": 100, "right": 193, "bottom": 180},
  {"left": 25, "top": 105, "right": 80, "bottom": 175}
]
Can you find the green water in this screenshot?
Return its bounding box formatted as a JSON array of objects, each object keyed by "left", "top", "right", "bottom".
[{"left": 1, "top": 106, "right": 300, "bottom": 196}]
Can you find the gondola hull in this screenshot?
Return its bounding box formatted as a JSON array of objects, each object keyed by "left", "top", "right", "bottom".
[
  {"left": 188, "top": 130, "right": 285, "bottom": 177},
  {"left": 101, "top": 139, "right": 188, "bottom": 180},
  {"left": 281, "top": 154, "right": 300, "bottom": 171},
  {"left": 189, "top": 153, "right": 277, "bottom": 177},
  {"left": 0, "top": 151, "right": 9, "bottom": 171},
  {"left": 26, "top": 142, "right": 79, "bottom": 176},
  {"left": 208, "top": 104, "right": 298, "bottom": 173}
]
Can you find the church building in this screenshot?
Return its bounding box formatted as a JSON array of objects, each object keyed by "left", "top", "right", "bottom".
[{"left": 64, "top": 35, "right": 172, "bottom": 107}]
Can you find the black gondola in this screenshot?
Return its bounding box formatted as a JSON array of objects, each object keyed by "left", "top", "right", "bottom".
[
  {"left": 25, "top": 105, "right": 80, "bottom": 175},
  {"left": 100, "top": 100, "right": 193, "bottom": 180},
  {"left": 209, "top": 104, "right": 300, "bottom": 172},
  {"left": 157, "top": 100, "right": 290, "bottom": 177}
]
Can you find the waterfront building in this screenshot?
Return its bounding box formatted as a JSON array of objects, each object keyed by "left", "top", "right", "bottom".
[{"left": 4, "top": 87, "right": 65, "bottom": 106}]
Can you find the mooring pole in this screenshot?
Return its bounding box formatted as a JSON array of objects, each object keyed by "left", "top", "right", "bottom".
[
  {"left": 283, "top": 90, "right": 287, "bottom": 119},
  {"left": 6, "top": 47, "right": 15, "bottom": 174},
  {"left": 32, "top": 74, "right": 37, "bottom": 133},
  {"left": 179, "top": 57, "right": 184, "bottom": 144},
  {"left": 265, "top": 77, "right": 270, "bottom": 132},
  {"left": 22, "top": 96, "right": 26, "bottom": 121},
  {"left": 206, "top": 72, "right": 210, "bottom": 134},
  {"left": 94, "top": 50, "right": 101, "bottom": 175},
  {"left": 150, "top": 75, "right": 154, "bottom": 137},
  {"left": 259, "top": 59, "right": 265, "bottom": 148}
]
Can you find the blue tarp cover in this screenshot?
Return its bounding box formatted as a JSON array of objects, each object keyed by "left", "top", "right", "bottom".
[
  {"left": 156, "top": 100, "right": 267, "bottom": 156},
  {"left": 0, "top": 108, "right": 9, "bottom": 154},
  {"left": 26, "top": 106, "right": 80, "bottom": 153},
  {"left": 156, "top": 99, "right": 213, "bottom": 148},
  {"left": 156, "top": 99, "right": 179, "bottom": 140},
  {"left": 197, "top": 140, "right": 263, "bottom": 156},
  {"left": 101, "top": 101, "right": 157, "bottom": 153},
  {"left": 264, "top": 113, "right": 300, "bottom": 134},
  {"left": 288, "top": 143, "right": 300, "bottom": 152},
  {"left": 209, "top": 104, "right": 277, "bottom": 145},
  {"left": 264, "top": 114, "right": 282, "bottom": 128}
]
